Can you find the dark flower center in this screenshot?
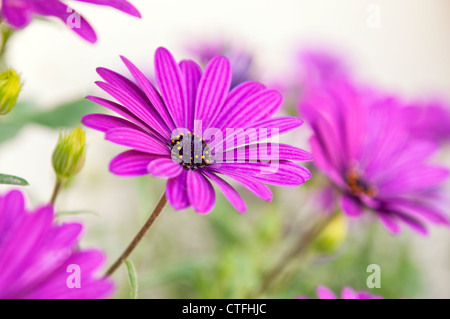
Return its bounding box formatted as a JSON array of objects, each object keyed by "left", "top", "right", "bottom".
[
  {"left": 346, "top": 169, "right": 376, "bottom": 198},
  {"left": 170, "top": 132, "right": 213, "bottom": 169}
]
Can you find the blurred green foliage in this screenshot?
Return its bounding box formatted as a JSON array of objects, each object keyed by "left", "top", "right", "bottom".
[{"left": 0, "top": 98, "right": 101, "bottom": 144}]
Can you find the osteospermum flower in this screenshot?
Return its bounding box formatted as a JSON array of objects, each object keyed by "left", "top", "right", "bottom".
[
  {"left": 0, "top": 190, "right": 113, "bottom": 298},
  {"left": 297, "top": 286, "right": 383, "bottom": 299},
  {"left": 1, "top": 0, "right": 141, "bottom": 43},
  {"left": 300, "top": 78, "right": 450, "bottom": 235},
  {"left": 187, "top": 40, "right": 255, "bottom": 89},
  {"left": 82, "top": 47, "right": 312, "bottom": 214}
]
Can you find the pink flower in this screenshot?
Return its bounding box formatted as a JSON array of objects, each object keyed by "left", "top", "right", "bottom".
[
  {"left": 0, "top": 190, "right": 113, "bottom": 298},
  {"left": 298, "top": 285, "right": 384, "bottom": 299}
]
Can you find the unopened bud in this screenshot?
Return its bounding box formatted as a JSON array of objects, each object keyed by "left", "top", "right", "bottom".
[
  {"left": 313, "top": 212, "right": 348, "bottom": 254},
  {"left": 52, "top": 128, "right": 86, "bottom": 179},
  {"left": 0, "top": 69, "right": 22, "bottom": 116}
]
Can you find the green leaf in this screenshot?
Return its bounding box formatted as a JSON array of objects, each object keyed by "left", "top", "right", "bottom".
[
  {"left": 125, "top": 260, "right": 138, "bottom": 299},
  {"left": 0, "top": 173, "right": 29, "bottom": 185}
]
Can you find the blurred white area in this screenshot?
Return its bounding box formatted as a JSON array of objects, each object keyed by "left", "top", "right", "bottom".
[{"left": 0, "top": 0, "right": 449, "bottom": 298}]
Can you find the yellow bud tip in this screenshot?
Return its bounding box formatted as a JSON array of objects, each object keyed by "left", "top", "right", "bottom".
[{"left": 0, "top": 69, "right": 22, "bottom": 116}]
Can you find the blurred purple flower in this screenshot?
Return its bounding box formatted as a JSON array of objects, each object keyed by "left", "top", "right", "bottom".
[
  {"left": 82, "top": 47, "right": 312, "bottom": 214},
  {"left": 1, "top": 0, "right": 141, "bottom": 43},
  {"left": 187, "top": 41, "right": 254, "bottom": 89},
  {"left": 301, "top": 77, "right": 450, "bottom": 235},
  {"left": 402, "top": 102, "right": 450, "bottom": 144},
  {"left": 298, "top": 285, "right": 384, "bottom": 299},
  {"left": 0, "top": 190, "right": 113, "bottom": 299}
]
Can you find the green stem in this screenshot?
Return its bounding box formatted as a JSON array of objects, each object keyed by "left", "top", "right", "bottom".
[
  {"left": 49, "top": 177, "right": 64, "bottom": 206},
  {"left": 105, "top": 193, "right": 167, "bottom": 277},
  {"left": 252, "top": 212, "right": 337, "bottom": 297}
]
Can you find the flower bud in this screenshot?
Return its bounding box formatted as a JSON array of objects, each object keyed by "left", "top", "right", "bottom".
[
  {"left": 0, "top": 69, "right": 22, "bottom": 116},
  {"left": 312, "top": 212, "right": 348, "bottom": 254},
  {"left": 52, "top": 128, "right": 86, "bottom": 179}
]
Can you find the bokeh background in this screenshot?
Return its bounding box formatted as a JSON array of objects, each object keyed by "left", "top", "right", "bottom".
[{"left": 0, "top": 0, "right": 449, "bottom": 298}]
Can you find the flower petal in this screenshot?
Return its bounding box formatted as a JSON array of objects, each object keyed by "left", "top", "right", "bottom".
[
  {"left": 203, "top": 171, "right": 246, "bottom": 213},
  {"left": 187, "top": 170, "right": 215, "bottom": 214},
  {"left": 74, "top": 0, "right": 141, "bottom": 17},
  {"left": 341, "top": 195, "right": 363, "bottom": 217},
  {"left": 109, "top": 150, "right": 162, "bottom": 176},
  {"left": 154, "top": 47, "right": 188, "bottom": 128},
  {"left": 105, "top": 127, "right": 170, "bottom": 155},
  {"left": 166, "top": 170, "right": 190, "bottom": 210},
  {"left": 194, "top": 56, "right": 231, "bottom": 131},
  {"left": 147, "top": 158, "right": 183, "bottom": 178},
  {"left": 180, "top": 60, "right": 202, "bottom": 132},
  {"left": 212, "top": 171, "right": 272, "bottom": 201}
]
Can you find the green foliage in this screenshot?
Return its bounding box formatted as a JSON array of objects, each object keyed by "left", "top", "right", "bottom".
[
  {"left": 0, "top": 98, "right": 101, "bottom": 144},
  {"left": 0, "top": 173, "right": 29, "bottom": 186}
]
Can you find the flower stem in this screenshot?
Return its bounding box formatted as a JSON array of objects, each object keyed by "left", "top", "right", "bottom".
[
  {"left": 49, "top": 177, "right": 64, "bottom": 206},
  {"left": 253, "top": 212, "right": 337, "bottom": 297},
  {"left": 105, "top": 193, "right": 167, "bottom": 277}
]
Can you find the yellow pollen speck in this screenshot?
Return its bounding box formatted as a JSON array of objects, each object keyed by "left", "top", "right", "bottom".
[
  {"left": 177, "top": 147, "right": 181, "bottom": 150},
  {"left": 177, "top": 141, "right": 180, "bottom": 144},
  {"left": 179, "top": 155, "right": 183, "bottom": 159},
  {"left": 202, "top": 155, "right": 205, "bottom": 159},
  {"left": 195, "top": 155, "right": 199, "bottom": 159},
  {"left": 205, "top": 151, "right": 209, "bottom": 155},
  {"left": 205, "top": 160, "right": 209, "bottom": 163},
  {"left": 172, "top": 140, "right": 175, "bottom": 143}
]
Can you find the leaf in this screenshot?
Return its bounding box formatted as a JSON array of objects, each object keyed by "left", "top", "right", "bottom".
[
  {"left": 0, "top": 173, "right": 29, "bottom": 185},
  {"left": 125, "top": 260, "right": 138, "bottom": 299}
]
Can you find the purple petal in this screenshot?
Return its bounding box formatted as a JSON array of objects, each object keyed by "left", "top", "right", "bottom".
[
  {"left": 194, "top": 56, "right": 231, "bottom": 130},
  {"left": 82, "top": 113, "right": 147, "bottom": 133},
  {"left": 220, "top": 89, "right": 283, "bottom": 130},
  {"left": 316, "top": 286, "right": 337, "bottom": 299},
  {"left": 86, "top": 96, "right": 156, "bottom": 135},
  {"left": 120, "top": 56, "right": 175, "bottom": 131},
  {"left": 341, "top": 195, "right": 363, "bottom": 217},
  {"left": 1, "top": 1, "right": 33, "bottom": 28},
  {"left": 187, "top": 170, "right": 215, "bottom": 214},
  {"left": 32, "top": 2, "right": 97, "bottom": 43},
  {"left": 210, "top": 161, "right": 311, "bottom": 186},
  {"left": 0, "top": 190, "right": 25, "bottom": 235},
  {"left": 166, "top": 170, "right": 190, "bottom": 210},
  {"left": 180, "top": 60, "right": 202, "bottom": 131},
  {"left": 203, "top": 171, "right": 246, "bottom": 213},
  {"left": 147, "top": 158, "right": 183, "bottom": 178},
  {"left": 218, "top": 143, "right": 313, "bottom": 162},
  {"left": 154, "top": 47, "right": 188, "bottom": 128},
  {"left": 95, "top": 73, "right": 169, "bottom": 139},
  {"left": 109, "top": 150, "right": 163, "bottom": 176},
  {"left": 212, "top": 81, "right": 266, "bottom": 129},
  {"left": 377, "top": 211, "right": 401, "bottom": 235},
  {"left": 212, "top": 171, "right": 272, "bottom": 201},
  {"left": 105, "top": 127, "right": 170, "bottom": 155},
  {"left": 74, "top": 0, "right": 141, "bottom": 17},
  {"left": 341, "top": 287, "right": 358, "bottom": 299}
]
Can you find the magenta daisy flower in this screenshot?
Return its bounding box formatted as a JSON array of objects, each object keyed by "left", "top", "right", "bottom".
[
  {"left": 297, "top": 285, "right": 384, "bottom": 299},
  {"left": 300, "top": 78, "right": 450, "bottom": 235},
  {"left": 0, "top": 190, "right": 113, "bottom": 298},
  {"left": 82, "top": 47, "right": 312, "bottom": 214},
  {"left": 1, "top": 0, "right": 141, "bottom": 43}
]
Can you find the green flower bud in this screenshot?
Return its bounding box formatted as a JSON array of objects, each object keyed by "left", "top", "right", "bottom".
[
  {"left": 313, "top": 212, "right": 348, "bottom": 254},
  {"left": 52, "top": 128, "right": 86, "bottom": 179},
  {"left": 0, "top": 69, "right": 22, "bottom": 116}
]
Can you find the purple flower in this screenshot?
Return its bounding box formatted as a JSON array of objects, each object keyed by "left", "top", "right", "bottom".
[
  {"left": 82, "top": 47, "right": 312, "bottom": 214},
  {"left": 300, "top": 77, "right": 450, "bottom": 235},
  {"left": 187, "top": 41, "right": 254, "bottom": 89},
  {"left": 0, "top": 190, "right": 113, "bottom": 299},
  {"left": 298, "top": 285, "right": 384, "bottom": 299},
  {"left": 1, "top": 0, "right": 141, "bottom": 43}
]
